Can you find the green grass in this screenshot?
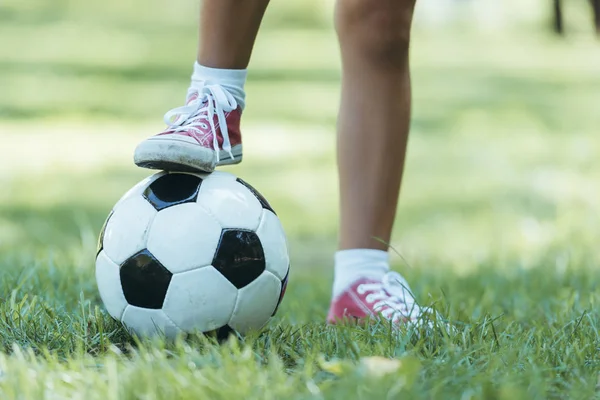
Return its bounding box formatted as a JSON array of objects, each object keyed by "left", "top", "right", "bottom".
[{"left": 2, "top": 0, "right": 600, "bottom": 398}]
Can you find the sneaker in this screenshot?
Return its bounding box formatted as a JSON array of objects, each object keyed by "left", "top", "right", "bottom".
[
  {"left": 327, "top": 271, "right": 434, "bottom": 327},
  {"left": 134, "top": 84, "right": 243, "bottom": 173}
]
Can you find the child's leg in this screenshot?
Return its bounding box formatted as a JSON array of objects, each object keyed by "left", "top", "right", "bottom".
[
  {"left": 197, "top": 0, "right": 270, "bottom": 69},
  {"left": 328, "top": 0, "right": 426, "bottom": 325},
  {"left": 134, "top": 0, "right": 270, "bottom": 172},
  {"left": 335, "top": 0, "right": 416, "bottom": 251}
]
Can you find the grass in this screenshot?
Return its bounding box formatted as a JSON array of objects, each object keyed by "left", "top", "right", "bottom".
[{"left": 2, "top": 0, "right": 600, "bottom": 398}]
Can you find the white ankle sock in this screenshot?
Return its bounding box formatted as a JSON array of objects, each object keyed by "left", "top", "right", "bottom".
[
  {"left": 332, "top": 249, "right": 390, "bottom": 297},
  {"left": 190, "top": 62, "right": 248, "bottom": 110}
]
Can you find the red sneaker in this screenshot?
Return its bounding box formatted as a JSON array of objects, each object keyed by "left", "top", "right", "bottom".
[
  {"left": 134, "top": 85, "right": 243, "bottom": 173},
  {"left": 327, "top": 271, "right": 433, "bottom": 327}
]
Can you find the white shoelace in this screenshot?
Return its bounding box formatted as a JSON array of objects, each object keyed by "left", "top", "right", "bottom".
[
  {"left": 357, "top": 271, "right": 422, "bottom": 322},
  {"left": 163, "top": 83, "right": 238, "bottom": 162}
]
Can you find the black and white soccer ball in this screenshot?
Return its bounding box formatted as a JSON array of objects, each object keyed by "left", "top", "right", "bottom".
[{"left": 95, "top": 171, "right": 290, "bottom": 339}]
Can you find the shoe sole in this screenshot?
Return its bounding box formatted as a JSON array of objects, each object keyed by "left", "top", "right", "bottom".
[{"left": 134, "top": 135, "right": 243, "bottom": 173}]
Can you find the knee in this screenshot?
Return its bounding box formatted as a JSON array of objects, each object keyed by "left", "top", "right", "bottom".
[{"left": 335, "top": 0, "right": 416, "bottom": 67}]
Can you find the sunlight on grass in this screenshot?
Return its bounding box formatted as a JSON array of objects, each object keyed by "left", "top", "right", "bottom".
[{"left": 3, "top": 120, "right": 600, "bottom": 273}]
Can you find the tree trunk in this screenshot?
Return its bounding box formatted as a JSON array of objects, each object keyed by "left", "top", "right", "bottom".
[
  {"left": 591, "top": 0, "right": 600, "bottom": 36},
  {"left": 553, "top": 0, "right": 564, "bottom": 35}
]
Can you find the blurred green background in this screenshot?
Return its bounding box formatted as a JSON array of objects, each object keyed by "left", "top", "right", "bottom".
[
  {"left": 1, "top": 0, "right": 600, "bottom": 271},
  {"left": 2, "top": 2, "right": 600, "bottom": 397}
]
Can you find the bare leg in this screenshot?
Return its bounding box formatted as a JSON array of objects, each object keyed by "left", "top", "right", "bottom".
[
  {"left": 335, "top": 0, "right": 416, "bottom": 251},
  {"left": 198, "top": 0, "right": 270, "bottom": 69}
]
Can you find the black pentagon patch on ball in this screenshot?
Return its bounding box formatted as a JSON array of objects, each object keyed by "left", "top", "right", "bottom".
[
  {"left": 272, "top": 269, "right": 289, "bottom": 317},
  {"left": 204, "top": 324, "right": 235, "bottom": 343},
  {"left": 212, "top": 229, "right": 265, "bottom": 289},
  {"left": 96, "top": 211, "right": 113, "bottom": 257},
  {"left": 143, "top": 173, "right": 202, "bottom": 211},
  {"left": 214, "top": 325, "right": 236, "bottom": 342},
  {"left": 236, "top": 178, "right": 276, "bottom": 215},
  {"left": 120, "top": 249, "right": 172, "bottom": 309}
]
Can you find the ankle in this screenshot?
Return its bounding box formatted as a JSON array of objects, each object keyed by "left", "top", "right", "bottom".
[{"left": 190, "top": 62, "right": 248, "bottom": 110}]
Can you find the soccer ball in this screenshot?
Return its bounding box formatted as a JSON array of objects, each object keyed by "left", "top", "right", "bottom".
[{"left": 95, "top": 171, "right": 290, "bottom": 339}]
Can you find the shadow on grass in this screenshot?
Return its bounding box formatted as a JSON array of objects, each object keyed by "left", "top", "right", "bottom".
[{"left": 3, "top": 59, "right": 595, "bottom": 134}]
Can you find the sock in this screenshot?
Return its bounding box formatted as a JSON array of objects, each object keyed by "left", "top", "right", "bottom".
[
  {"left": 332, "top": 249, "right": 389, "bottom": 297},
  {"left": 190, "top": 62, "right": 248, "bottom": 110}
]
